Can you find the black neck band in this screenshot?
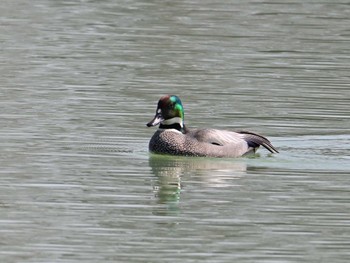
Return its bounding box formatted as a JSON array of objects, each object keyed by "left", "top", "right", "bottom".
[{"left": 159, "top": 123, "right": 183, "bottom": 133}]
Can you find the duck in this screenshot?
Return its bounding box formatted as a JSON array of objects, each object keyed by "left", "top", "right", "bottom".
[{"left": 146, "top": 95, "right": 278, "bottom": 157}]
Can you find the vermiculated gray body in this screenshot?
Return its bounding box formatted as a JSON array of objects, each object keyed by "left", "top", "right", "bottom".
[{"left": 149, "top": 128, "right": 266, "bottom": 157}]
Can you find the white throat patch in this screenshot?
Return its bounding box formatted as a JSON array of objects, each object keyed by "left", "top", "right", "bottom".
[{"left": 161, "top": 117, "right": 183, "bottom": 127}]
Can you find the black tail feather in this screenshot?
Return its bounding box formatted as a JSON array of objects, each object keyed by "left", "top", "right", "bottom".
[{"left": 238, "top": 130, "right": 279, "bottom": 154}]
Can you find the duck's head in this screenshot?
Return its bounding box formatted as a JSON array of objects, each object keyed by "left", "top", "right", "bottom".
[{"left": 147, "top": 95, "right": 185, "bottom": 131}]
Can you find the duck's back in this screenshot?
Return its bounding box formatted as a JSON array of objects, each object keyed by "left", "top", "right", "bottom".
[{"left": 188, "top": 128, "right": 251, "bottom": 157}]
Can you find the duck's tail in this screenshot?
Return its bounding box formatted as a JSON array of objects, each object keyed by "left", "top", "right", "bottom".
[{"left": 238, "top": 131, "right": 279, "bottom": 154}]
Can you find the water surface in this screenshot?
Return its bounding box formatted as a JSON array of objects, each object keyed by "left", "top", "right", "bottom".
[{"left": 1, "top": 0, "right": 349, "bottom": 262}]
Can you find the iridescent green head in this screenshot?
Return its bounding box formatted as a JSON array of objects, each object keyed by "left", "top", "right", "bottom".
[{"left": 147, "top": 95, "right": 185, "bottom": 130}]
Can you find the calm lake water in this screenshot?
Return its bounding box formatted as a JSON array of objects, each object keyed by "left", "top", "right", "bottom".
[{"left": 1, "top": 0, "right": 350, "bottom": 262}]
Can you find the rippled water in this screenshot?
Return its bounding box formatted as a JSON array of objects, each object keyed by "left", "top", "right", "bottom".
[{"left": 1, "top": 0, "right": 349, "bottom": 262}]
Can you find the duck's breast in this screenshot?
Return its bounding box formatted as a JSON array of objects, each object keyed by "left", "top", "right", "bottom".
[{"left": 149, "top": 129, "right": 186, "bottom": 155}]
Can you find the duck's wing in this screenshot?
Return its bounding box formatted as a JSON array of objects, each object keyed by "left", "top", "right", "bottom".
[
  {"left": 190, "top": 129, "right": 279, "bottom": 154},
  {"left": 237, "top": 130, "right": 279, "bottom": 153},
  {"left": 191, "top": 129, "right": 246, "bottom": 146}
]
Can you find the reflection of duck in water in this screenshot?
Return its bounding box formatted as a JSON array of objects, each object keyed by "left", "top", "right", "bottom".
[
  {"left": 147, "top": 95, "right": 278, "bottom": 157},
  {"left": 150, "top": 155, "right": 182, "bottom": 206},
  {"left": 150, "top": 155, "right": 182, "bottom": 215},
  {"left": 149, "top": 155, "right": 248, "bottom": 214}
]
